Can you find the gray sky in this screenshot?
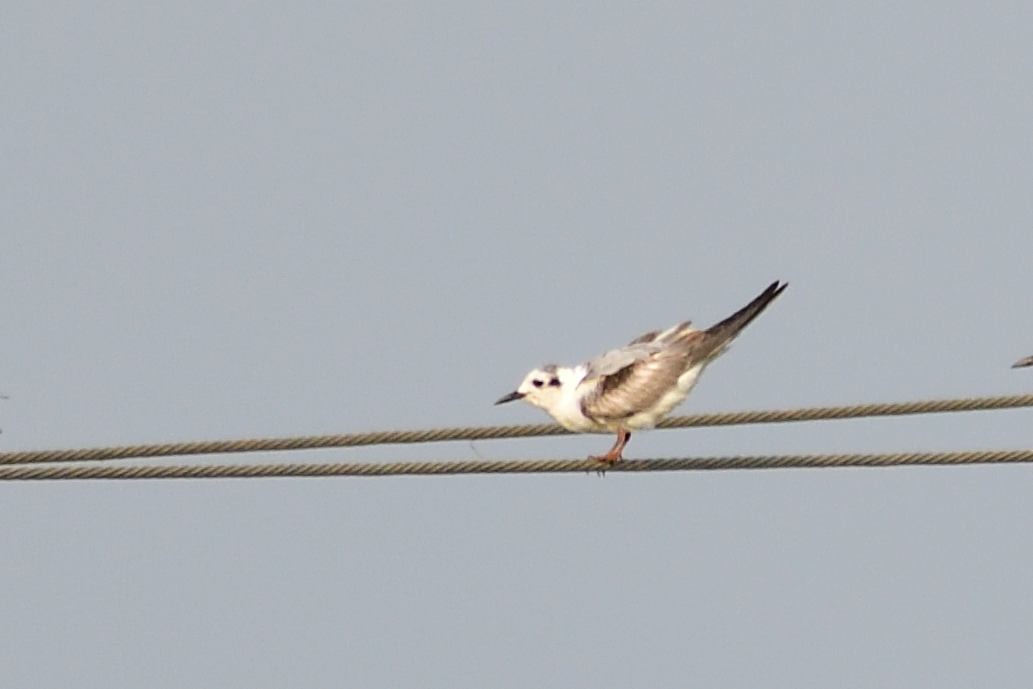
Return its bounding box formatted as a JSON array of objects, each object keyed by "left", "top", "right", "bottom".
[{"left": 3, "top": 2, "right": 1033, "bottom": 687}]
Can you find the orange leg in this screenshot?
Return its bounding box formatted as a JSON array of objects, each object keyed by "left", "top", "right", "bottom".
[{"left": 589, "top": 428, "right": 631, "bottom": 464}]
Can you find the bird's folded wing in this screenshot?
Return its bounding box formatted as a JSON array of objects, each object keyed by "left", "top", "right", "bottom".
[
  {"left": 579, "top": 339, "right": 701, "bottom": 421},
  {"left": 582, "top": 343, "right": 661, "bottom": 380}
]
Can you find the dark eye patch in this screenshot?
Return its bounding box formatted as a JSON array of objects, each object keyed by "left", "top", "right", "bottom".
[
  {"left": 548, "top": 378, "right": 560, "bottom": 387},
  {"left": 532, "top": 379, "right": 544, "bottom": 388}
]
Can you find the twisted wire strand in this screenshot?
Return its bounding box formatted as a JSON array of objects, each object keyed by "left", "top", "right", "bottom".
[
  {"left": 1, "top": 448, "right": 1032, "bottom": 480},
  {"left": 1, "top": 392, "right": 1032, "bottom": 467}
]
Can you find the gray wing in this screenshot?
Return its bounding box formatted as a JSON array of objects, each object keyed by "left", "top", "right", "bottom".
[
  {"left": 580, "top": 322, "right": 705, "bottom": 421},
  {"left": 579, "top": 281, "right": 788, "bottom": 421},
  {"left": 582, "top": 320, "right": 694, "bottom": 378},
  {"left": 582, "top": 343, "right": 662, "bottom": 379}
]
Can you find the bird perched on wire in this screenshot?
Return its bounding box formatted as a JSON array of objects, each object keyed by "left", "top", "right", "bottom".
[
  {"left": 1013, "top": 355, "right": 1033, "bottom": 369},
  {"left": 495, "top": 280, "right": 788, "bottom": 464}
]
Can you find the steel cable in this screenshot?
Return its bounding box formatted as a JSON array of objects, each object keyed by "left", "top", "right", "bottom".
[{"left": 1, "top": 392, "right": 1031, "bottom": 466}]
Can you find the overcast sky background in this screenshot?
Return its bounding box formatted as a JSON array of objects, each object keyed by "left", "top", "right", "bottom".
[{"left": 3, "top": 2, "right": 1033, "bottom": 688}]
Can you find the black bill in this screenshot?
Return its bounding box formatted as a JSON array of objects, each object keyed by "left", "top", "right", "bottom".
[{"left": 494, "top": 391, "right": 525, "bottom": 405}]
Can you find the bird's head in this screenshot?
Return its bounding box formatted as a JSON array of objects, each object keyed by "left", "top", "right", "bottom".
[{"left": 495, "top": 365, "right": 571, "bottom": 410}]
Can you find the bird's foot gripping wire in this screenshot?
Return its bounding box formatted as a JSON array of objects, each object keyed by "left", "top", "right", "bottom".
[
  {"left": 588, "top": 460, "right": 619, "bottom": 476},
  {"left": 587, "top": 429, "right": 630, "bottom": 474}
]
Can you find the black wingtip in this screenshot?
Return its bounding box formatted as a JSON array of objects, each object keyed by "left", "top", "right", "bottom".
[
  {"left": 764, "top": 280, "right": 789, "bottom": 298},
  {"left": 705, "top": 280, "right": 788, "bottom": 341}
]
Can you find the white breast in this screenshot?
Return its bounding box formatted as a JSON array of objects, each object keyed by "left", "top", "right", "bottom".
[{"left": 548, "top": 391, "right": 609, "bottom": 433}]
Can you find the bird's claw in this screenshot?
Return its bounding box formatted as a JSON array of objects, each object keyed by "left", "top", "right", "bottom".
[{"left": 587, "top": 454, "right": 621, "bottom": 477}]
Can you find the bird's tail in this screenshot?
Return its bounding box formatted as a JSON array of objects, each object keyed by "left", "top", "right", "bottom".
[{"left": 704, "top": 280, "right": 788, "bottom": 349}]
